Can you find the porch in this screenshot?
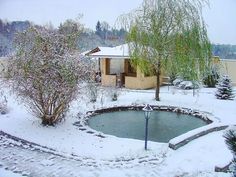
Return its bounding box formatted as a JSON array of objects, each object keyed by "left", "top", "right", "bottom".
[{"left": 101, "top": 58, "right": 158, "bottom": 89}]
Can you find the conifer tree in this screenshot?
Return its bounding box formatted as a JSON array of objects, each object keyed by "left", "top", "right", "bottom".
[
  {"left": 95, "top": 21, "right": 102, "bottom": 37},
  {"left": 215, "top": 75, "right": 235, "bottom": 100}
]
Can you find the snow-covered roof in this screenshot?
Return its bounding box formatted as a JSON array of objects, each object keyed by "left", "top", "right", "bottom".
[
  {"left": 88, "top": 43, "right": 130, "bottom": 59},
  {"left": 81, "top": 46, "right": 109, "bottom": 56}
]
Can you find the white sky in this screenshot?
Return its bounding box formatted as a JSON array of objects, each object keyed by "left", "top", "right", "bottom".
[{"left": 0, "top": 0, "right": 235, "bottom": 44}]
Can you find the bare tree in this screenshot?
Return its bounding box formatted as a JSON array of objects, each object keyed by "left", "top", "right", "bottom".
[{"left": 5, "top": 20, "right": 93, "bottom": 126}]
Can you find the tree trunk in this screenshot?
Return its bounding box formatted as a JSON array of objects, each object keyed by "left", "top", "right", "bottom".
[
  {"left": 155, "top": 72, "right": 160, "bottom": 101},
  {"left": 42, "top": 118, "right": 54, "bottom": 126},
  {"left": 41, "top": 115, "right": 54, "bottom": 126},
  {"left": 155, "top": 61, "right": 161, "bottom": 101}
]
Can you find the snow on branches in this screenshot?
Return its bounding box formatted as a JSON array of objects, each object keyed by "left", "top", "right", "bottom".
[{"left": 5, "top": 22, "right": 94, "bottom": 126}]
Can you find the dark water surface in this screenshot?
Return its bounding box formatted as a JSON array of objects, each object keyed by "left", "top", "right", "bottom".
[{"left": 88, "top": 110, "right": 207, "bottom": 143}]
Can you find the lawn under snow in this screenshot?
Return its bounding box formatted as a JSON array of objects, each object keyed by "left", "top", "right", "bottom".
[
  {"left": 0, "top": 86, "right": 235, "bottom": 176},
  {"left": 0, "top": 168, "right": 23, "bottom": 177}
]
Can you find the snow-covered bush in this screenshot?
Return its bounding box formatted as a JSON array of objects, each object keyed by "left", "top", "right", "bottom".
[
  {"left": 215, "top": 75, "right": 235, "bottom": 100},
  {"left": 178, "top": 81, "right": 193, "bottom": 89},
  {"left": 172, "top": 78, "right": 183, "bottom": 87},
  {"left": 174, "top": 80, "right": 200, "bottom": 90},
  {"left": 4, "top": 21, "right": 92, "bottom": 126}
]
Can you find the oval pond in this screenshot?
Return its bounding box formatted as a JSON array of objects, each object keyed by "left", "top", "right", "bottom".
[{"left": 88, "top": 110, "right": 208, "bottom": 143}]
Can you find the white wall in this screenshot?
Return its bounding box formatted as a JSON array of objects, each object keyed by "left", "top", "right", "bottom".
[{"left": 220, "top": 59, "right": 236, "bottom": 86}]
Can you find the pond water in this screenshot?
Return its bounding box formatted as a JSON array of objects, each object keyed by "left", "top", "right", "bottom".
[{"left": 88, "top": 110, "right": 208, "bottom": 143}]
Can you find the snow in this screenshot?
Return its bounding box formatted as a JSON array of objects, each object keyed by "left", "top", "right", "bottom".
[
  {"left": 0, "top": 86, "right": 235, "bottom": 176},
  {"left": 169, "top": 123, "right": 225, "bottom": 145},
  {"left": 167, "top": 131, "right": 232, "bottom": 171},
  {"left": 89, "top": 43, "right": 130, "bottom": 58},
  {"left": 0, "top": 167, "right": 23, "bottom": 177}
]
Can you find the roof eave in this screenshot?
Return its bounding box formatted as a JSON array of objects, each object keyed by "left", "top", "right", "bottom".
[{"left": 89, "top": 55, "right": 130, "bottom": 59}]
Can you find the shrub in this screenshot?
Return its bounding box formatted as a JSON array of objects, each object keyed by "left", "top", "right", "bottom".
[
  {"left": 5, "top": 22, "right": 92, "bottom": 126},
  {"left": 203, "top": 64, "right": 219, "bottom": 88}
]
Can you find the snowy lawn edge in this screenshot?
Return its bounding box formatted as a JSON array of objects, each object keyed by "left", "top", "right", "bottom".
[
  {"left": 169, "top": 123, "right": 229, "bottom": 150},
  {"left": 75, "top": 105, "right": 219, "bottom": 147}
]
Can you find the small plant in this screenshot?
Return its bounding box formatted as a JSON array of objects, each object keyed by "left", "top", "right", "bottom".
[
  {"left": 112, "top": 92, "right": 118, "bottom": 101},
  {"left": 86, "top": 82, "right": 99, "bottom": 103},
  {"left": 100, "top": 89, "right": 105, "bottom": 107},
  {"left": 0, "top": 90, "right": 8, "bottom": 114},
  {"left": 111, "top": 87, "right": 120, "bottom": 101},
  {"left": 215, "top": 75, "right": 235, "bottom": 100},
  {"left": 105, "top": 87, "right": 120, "bottom": 101}
]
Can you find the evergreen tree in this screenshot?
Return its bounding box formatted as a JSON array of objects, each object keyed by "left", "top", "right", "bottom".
[
  {"left": 215, "top": 75, "right": 235, "bottom": 100},
  {"left": 95, "top": 21, "right": 102, "bottom": 37}
]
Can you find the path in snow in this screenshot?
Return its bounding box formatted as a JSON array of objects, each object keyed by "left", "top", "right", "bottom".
[
  {"left": 0, "top": 131, "right": 165, "bottom": 177},
  {"left": 0, "top": 130, "right": 231, "bottom": 177}
]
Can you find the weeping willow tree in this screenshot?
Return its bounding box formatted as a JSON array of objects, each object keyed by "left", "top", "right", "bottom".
[{"left": 119, "top": 0, "right": 212, "bottom": 101}]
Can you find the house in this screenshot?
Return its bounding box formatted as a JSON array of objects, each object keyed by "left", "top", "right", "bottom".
[
  {"left": 85, "top": 44, "right": 168, "bottom": 89},
  {"left": 219, "top": 58, "right": 236, "bottom": 86},
  {"left": 85, "top": 44, "right": 236, "bottom": 89},
  {"left": 208, "top": 56, "right": 236, "bottom": 86}
]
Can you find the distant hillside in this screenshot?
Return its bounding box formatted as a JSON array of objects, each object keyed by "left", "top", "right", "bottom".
[
  {"left": 1, "top": 19, "right": 236, "bottom": 59},
  {"left": 0, "top": 19, "right": 126, "bottom": 56},
  {"left": 0, "top": 20, "right": 31, "bottom": 56},
  {"left": 78, "top": 30, "right": 125, "bottom": 52},
  {"left": 212, "top": 44, "right": 236, "bottom": 59},
  {"left": 78, "top": 21, "right": 127, "bottom": 52}
]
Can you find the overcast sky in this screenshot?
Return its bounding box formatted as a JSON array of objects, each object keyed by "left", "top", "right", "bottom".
[{"left": 0, "top": 0, "right": 235, "bottom": 44}]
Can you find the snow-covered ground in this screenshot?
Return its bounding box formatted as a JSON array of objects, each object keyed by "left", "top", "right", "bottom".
[
  {"left": 0, "top": 86, "right": 235, "bottom": 176},
  {"left": 0, "top": 169, "right": 23, "bottom": 177}
]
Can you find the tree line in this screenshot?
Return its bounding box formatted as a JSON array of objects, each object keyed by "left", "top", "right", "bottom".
[
  {"left": 1, "top": 19, "right": 236, "bottom": 59},
  {"left": 212, "top": 44, "right": 236, "bottom": 59},
  {"left": 0, "top": 19, "right": 127, "bottom": 57},
  {"left": 0, "top": 19, "right": 30, "bottom": 56},
  {"left": 95, "top": 21, "right": 127, "bottom": 40}
]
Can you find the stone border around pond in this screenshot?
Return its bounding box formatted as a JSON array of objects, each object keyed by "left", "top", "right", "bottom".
[
  {"left": 85, "top": 105, "right": 214, "bottom": 123},
  {"left": 169, "top": 124, "right": 228, "bottom": 150},
  {"left": 73, "top": 105, "right": 224, "bottom": 148}
]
